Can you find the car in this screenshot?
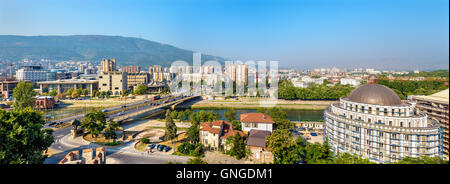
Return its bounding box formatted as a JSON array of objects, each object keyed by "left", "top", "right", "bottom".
[
  {"left": 163, "top": 146, "right": 171, "bottom": 152},
  {"left": 148, "top": 144, "right": 156, "bottom": 149},
  {"left": 48, "top": 122, "right": 56, "bottom": 126},
  {"left": 102, "top": 109, "right": 109, "bottom": 112},
  {"left": 158, "top": 145, "right": 166, "bottom": 151},
  {"left": 310, "top": 132, "right": 317, "bottom": 136},
  {"left": 122, "top": 105, "right": 127, "bottom": 108},
  {"left": 118, "top": 112, "right": 124, "bottom": 116}
]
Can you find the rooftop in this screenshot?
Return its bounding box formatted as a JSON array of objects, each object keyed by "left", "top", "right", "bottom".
[
  {"left": 412, "top": 89, "right": 449, "bottom": 104},
  {"left": 347, "top": 84, "right": 402, "bottom": 106},
  {"left": 240, "top": 113, "right": 275, "bottom": 124}
]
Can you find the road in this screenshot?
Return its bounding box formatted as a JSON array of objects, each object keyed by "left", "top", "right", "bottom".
[{"left": 45, "top": 94, "right": 195, "bottom": 164}]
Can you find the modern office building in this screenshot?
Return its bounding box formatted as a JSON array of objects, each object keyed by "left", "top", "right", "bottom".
[
  {"left": 98, "top": 71, "right": 127, "bottom": 95},
  {"left": 127, "top": 73, "right": 149, "bottom": 89},
  {"left": 409, "top": 89, "right": 449, "bottom": 160},
  {"left": 37, "top": 79, "right": 99, "bottom": 95},
  {"left": 323, "top": 82, "right": 443, "bottom": 163},
  {"left": 15, "top": 65, "right": 49, "bottom": 82}
]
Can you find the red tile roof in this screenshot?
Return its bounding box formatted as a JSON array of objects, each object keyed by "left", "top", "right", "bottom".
[
  {"left": 240, "top": 113, "right": 274, "bottom": 124},
  {"left": 200, "top": 120, "right": 244, "bottom": 139}
]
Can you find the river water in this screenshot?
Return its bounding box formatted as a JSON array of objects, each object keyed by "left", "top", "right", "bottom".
[{"left": 190, "top": 108, "right": 324, "bottom": 122}]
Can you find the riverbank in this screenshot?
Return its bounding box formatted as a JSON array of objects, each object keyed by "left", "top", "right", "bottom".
[{"left": 189, "top": 99, "right": 336, "bottom": 110}]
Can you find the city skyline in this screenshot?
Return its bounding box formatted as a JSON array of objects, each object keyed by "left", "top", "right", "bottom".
[{"left": 0, "top": 0, "right": 448, "bottom": 70}]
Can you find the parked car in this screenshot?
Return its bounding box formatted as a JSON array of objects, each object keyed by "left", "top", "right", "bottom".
[
  {"left": 158, "top": 145, "right": 166, "bottom": 151},
  {"left": 148, "top": 144, "right": 156, "bottom": 149},
  {"left": 163, "top": 146, "right": 171, "bottom": 152},
  {"left": 102, "top": 109, "right": 109, "bottom": 112}
]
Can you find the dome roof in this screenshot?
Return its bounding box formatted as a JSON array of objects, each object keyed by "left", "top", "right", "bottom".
[{"left": 347, "top": 84, "right": 402, "bottom": 106}]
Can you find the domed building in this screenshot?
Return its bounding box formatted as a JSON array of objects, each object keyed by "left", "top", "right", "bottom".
[{"left": 324, "top": 83, "right": 443, "bottom": 163}]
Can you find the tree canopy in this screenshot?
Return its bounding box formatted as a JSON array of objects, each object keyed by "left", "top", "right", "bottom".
[
  {"left": 13, "top": 82, "right": 37, "bottom": 110},
  {"left": 0, "top": 108, "right": 54, "bottom": 164}
]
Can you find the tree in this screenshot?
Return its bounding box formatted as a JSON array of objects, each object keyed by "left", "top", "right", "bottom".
[
  {"left": 65, "top": 88, "right": 74, "bottom": 96},
  {"left": 71, "top": 90, "right": 80, "bottom": 98},
  {"left": 122, "top": 90, "right": 129, "bottom": 97},
  {"left": 187, "top": 157, "right": 207, "bottom": 164},
  {"left": 224, "top": 108, "right": 236, "bottom": 122},
  {"left": 231, "top": 120, "right": 242, "bottom": 131},
  {"left": 331, "top": 153, "right": 374, "bottom": 164},
  {"left": 134, "top": 84, "right": 149, "bottom": 95},
  {"left": 0, "top": 108, "right": 54, "bottom": 164},
  {"left": 266, "top": 129, "right": 299, "bottom": 164},
  {"left": 81, "top": 89, "right": 89, "bottom": 96},
  {"left": 48, "top": 89, "right": 58, "bottom": 97},
  {"left": 13, "top": 82, "right": 37, "bottom": 110},
  {"left": 81, "top": 110, "right": 107, "bottom": 139},
  {"left": 165, "top": 110, "right": 177, "bottom": 142},
  {"left": 395, "top": 156, "right": 448, "bottom": 164},
  {"left": 227, "top": 133, "right": 247, "bottom": 160},
  {"left": 187, "top": 122, "right": 200, "bottom": 144},
  {"left": 104, "top": 120, "right": 120, "bottom": 141},
  {"left": 300, "top": 138, "right": 334, "bottom": 164}
]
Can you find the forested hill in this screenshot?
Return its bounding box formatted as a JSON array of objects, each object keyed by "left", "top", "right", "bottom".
[{"left": 0, "top": 35, "right": 225, "bottom": 67}]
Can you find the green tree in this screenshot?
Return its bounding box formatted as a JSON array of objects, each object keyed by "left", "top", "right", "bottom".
[
  {"left": 187, "top": 121, "right": 200, "bottom": 144},
  {"left": 71, "top": 90, "right": 80, "bottom": 98},
  {"left": 165, "top": 110, "right": 177, "bottom": 141},
  {"left": 81, "top": 110, "right": 107, "bottom": 139},
  {"left": 395, "top": 156, "right": 447, "bottom": 164},
  {"left": 134, "top": 84, "right": 149, "bottom": 95},
  {"left": 0, "top": 108, "right": 54, "bottom": 164},
  {"left": 187, "top": 157, "right": 207, "bottom": 164},
  {"left": 66, "top": 88, "right": 73, "bottom": 96},
  {"left": 48, "top": 89, "right": 58, "bottom": 97},
  {"left": 122, "top": 90, "right": 129, "bottom": 97},
  {"left": 231, "top": 120, "right": 242, "bottom": 131},
  {"left": 81, "top": 89, "right": 89, "bottom": 96},
  {"left": 13, "top": 82, "right": 37, "bottom": 110},
  {"left": 266, "top": 129, "right": 299, "bottom": 164},
  {"left": 331, "top": 153, "right": 374, "bottom": 164},
  {"left": 104, "top": 120, "right": 120, "bottom": 141},
  {"left": 227, "top": 133, "right": 247, "bottom": 160},
  {"left": 224, "top": 108, "right": 236, "bottom": 122}
]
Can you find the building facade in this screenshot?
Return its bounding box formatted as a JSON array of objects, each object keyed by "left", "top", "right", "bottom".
[
  {"left": 37, "top": 79, "right": 98, "bottom": 95},
  {"left": 324, "top": 84, "right": 443, "bottom": 163},
  {"left": 0, "top": 79, "right": 19, "bottom": 99},
  {"left": 101, "top": 58, "right": 117, "bottom": 73},
  {"left": 122, "top": 66, "right": 141, "bottom": 73},
  {"left": 240, "top": 113, "right": 275, "bottom": 133},
  {"left": 200, "top": 120, "right": 244, "bottom": 151},
  {"left": 15, "top": 65, "right": 48, "bottom": 82},
  {"left": 409, "top": 89, "right": 449, "bottom": 160},
  {"left": 98, "top": 71, "right": 127, "bottom": 95},
  {"left": 127, "top": 73, "right": 149, "bottom": 89}
]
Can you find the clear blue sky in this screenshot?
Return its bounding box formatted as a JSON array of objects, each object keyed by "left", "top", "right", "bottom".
[{"left": 0, "top": 0, "right": 448, "bottom": 70}]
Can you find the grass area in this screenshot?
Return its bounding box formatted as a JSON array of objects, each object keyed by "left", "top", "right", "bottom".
[
  {"left": 135, "top": 141, "right": 149, "bottom": 152},
  {"left": 83, "top": 133, "right": 122, "bottom": 146}
]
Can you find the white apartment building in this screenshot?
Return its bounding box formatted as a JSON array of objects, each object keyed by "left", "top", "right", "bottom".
[{"left": 324, "top": 83, "right": 443, "bottom": 163}]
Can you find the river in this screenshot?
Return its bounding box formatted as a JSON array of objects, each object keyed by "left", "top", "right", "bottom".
[{"left": 190, "top": 108, "right": 324, "bottom": 122}]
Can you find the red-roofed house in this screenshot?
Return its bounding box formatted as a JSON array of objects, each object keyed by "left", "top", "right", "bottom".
[
  {"left": 240, "top": 113, "right": 274, "bottom": 133},
  {"left": 200, "top": 120, "right": 244, "bottom": 151}
]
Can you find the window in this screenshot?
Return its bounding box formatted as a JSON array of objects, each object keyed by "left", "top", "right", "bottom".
[
  {"left": 400, "top": 122, "right": 403, "bottom": 127},
  {"left": 389, "top": 121, "right": 392, "bottom": 126}
]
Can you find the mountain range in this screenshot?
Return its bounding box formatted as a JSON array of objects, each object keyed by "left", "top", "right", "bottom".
[{"left": 0, "top": 35, "right": 226, "bottom": 67}]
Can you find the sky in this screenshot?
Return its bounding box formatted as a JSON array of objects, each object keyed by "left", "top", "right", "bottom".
[{"left": 0, "top": 0, "right": 448, "bottom": 70}]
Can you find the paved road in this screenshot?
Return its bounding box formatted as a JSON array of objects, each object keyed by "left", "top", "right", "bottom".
[{"left": 45, "top": 95, "right": 195, "bottom": 164}]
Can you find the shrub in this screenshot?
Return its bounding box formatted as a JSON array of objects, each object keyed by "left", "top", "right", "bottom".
[{"left": 141, "top": 138, "right": 150, "bottom": 144}]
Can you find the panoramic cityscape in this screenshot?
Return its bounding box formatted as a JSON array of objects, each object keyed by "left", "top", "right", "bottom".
[{"left": 0, "top": 0, "right": 448, "bottom": 167}]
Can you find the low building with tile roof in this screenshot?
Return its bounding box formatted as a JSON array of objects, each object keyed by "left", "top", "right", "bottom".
[
  {"left": 240, "top": 113, "right": 275, "bottom": 133},
  {"left": 200, "top": 120, "right": 244, "bottom": 151}
]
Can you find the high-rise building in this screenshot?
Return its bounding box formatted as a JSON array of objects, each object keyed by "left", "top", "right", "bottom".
[
  {"left": 101, "top": 58, "right": 117, "bottom": 73},
  {"left": 149, "top": 65, "right": 163, "bottom": 82},
  {"left": 226, "top": 64, "right": 248, "bottom": 85},
  {"left": 324, "top": 83, "right": 443, "bottom": 163},
  {"left": 409, "top": 89, "right": 449, "bottom": 160},
  {"left": 122, "top": 66, "right": 141, "bottom": 73},
  {"left": 127, "top": 73, "right": 149, "bottom": 89}
]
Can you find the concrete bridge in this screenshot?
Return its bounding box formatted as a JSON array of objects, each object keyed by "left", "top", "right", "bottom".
[{"left": 110, "top": 95, "right": 201, "bottom": 122}]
